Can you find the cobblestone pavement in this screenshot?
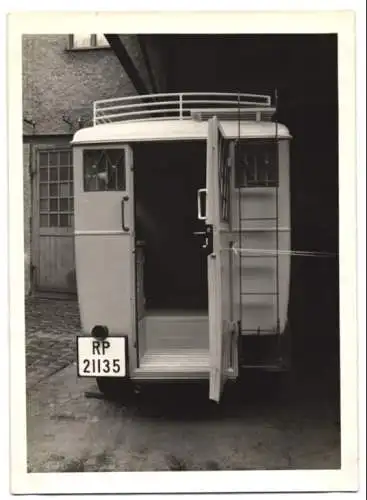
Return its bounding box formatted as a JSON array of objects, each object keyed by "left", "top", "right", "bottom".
[{"left": 26, "top": 297, "right": 80, "bottom": 389}]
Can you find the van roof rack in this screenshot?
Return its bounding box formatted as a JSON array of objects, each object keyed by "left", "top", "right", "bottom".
[{"left": 93, "top": 92, "right": 275, "bottom": 126}]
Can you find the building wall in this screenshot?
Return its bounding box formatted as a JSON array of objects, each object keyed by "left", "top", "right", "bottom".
[
  {"left": 22, "top": 34, "right": 166, "bottom": 295},
  {"left": 23, "top": 34, "right": 137, "bottom": 134}
]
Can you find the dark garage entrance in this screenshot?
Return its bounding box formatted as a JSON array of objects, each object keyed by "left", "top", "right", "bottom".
[
  {"left": 163, "top": 34, "right": 340, "bottom": 399},
  {"left": 107, "top": 33, "right": 340, "bottom": 405}
]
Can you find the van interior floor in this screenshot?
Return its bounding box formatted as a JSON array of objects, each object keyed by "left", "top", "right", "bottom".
[{"left": 137, "top": 310, "right": 209, "bottom": 374}]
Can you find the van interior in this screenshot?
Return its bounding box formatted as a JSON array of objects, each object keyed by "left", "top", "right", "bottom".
[
  {"left": 134, "top": 141, "right": 208, "bottom": 311},
  {"left": 133, "top": 141, "right": 210, "bottom": 373}
]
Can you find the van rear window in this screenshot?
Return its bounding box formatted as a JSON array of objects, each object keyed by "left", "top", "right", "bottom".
[
  {"left": 83, "top": 149, "right": 126, "bottom": 191},
  {"left": 235, "top": 141, "right": 278, "bottom": 188}
]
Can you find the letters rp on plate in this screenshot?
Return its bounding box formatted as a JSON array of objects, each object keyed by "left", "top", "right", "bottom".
[{"left": 77, "top": 336, "right": 127, "bottom": 377}]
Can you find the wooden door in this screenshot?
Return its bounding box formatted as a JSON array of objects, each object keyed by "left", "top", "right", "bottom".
[{"left": 34, "top": 147, "right": 76, "bottom": 293}]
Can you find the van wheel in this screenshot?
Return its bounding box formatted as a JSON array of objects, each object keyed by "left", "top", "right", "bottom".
[{"left": 96, "top": 377, "right": 133, "bottom": 401}]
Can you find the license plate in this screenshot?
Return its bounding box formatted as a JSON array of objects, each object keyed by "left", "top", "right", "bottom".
[{"left": 77, "top": 336, "right": 127, "bottom": 377}]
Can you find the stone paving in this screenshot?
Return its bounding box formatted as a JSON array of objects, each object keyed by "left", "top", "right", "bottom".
[
  {"left": 27, "top": 363, "right": 341, "bottom": 474},
  {"left": 25, "top": 297, "right": 341, "bottom": 476},
  {"left": 25, "top": 297, "right": 80, "bottom": 389}
]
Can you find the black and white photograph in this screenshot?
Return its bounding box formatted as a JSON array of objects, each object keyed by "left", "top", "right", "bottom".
[{"left": 7, "top": 10, "right": 360, "bottom": 496}]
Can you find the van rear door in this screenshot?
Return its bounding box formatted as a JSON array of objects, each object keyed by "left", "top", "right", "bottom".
[{"left": 205, "top": 117, "right": 239, "bottom": 403}]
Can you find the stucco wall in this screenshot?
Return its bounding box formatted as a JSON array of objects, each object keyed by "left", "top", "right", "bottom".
[{"left": 22, "top": 35, "right": 137, "bottom": 135}]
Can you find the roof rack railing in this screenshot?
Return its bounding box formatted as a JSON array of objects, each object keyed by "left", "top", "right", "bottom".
[{"left": 93, "top": 92, "right": 275, "bottom": 126}]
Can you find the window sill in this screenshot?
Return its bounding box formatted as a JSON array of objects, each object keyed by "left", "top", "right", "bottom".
[{"left": 66, "top": 46, "right": 111, "bottom": 52}]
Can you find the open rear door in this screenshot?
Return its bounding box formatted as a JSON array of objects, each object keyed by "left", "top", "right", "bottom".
[{"left": 206, "top": 117, "right": 239, "bottom": 403}]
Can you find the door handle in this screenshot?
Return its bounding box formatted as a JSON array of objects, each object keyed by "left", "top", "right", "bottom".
[
  {"left": 203, "top": 224, "right": 213, "bottom": 253},
  {"left": 197, "top": 188, "right": 207, "bottom": 220},
  {"left": 121, "top": 195, "right": 129, "bottom": 232}
]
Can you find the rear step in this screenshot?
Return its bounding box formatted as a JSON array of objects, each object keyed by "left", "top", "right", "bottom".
[
  {"left": 134, "top": 348, "right": 210, "bottom": 380},
  {"left": 140, "top": 348, "right": 209, "bottom": 371}
]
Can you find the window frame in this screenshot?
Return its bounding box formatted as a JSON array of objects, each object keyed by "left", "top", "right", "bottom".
[
  {"left": 83, "top": 148, "right": 127, "bottom": 193},
  {"left": 234, "top": 139, "right": 279, "bottom": 189},
  {"left": 67, "top": 34, "right": 110, "bottom": 51},
  {"left": 37, "top": 145, "right": 75, "bottom": 229}
]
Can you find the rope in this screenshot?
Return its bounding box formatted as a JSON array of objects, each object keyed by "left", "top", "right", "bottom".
[{"left": 226, "top": 244, "right": 337, "bottom": 258}]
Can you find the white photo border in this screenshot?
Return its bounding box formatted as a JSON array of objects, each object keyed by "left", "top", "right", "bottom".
[{"left": 6, "top": 9, "right": 359, "bottom": 495}]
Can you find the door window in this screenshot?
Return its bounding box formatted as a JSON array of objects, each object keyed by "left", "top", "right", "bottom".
[{"left": 83, "top": 149, "right": 126, "bottom": 192}]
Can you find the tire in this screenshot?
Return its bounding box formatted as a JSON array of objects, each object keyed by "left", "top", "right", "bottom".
[{"left": 96, "top": 376, "right": 133, "bottom": 401}]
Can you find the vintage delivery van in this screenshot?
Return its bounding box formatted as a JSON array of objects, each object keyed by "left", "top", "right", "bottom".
[{"left": 73, "top": 93, "right": 292, "bottom": 403}]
